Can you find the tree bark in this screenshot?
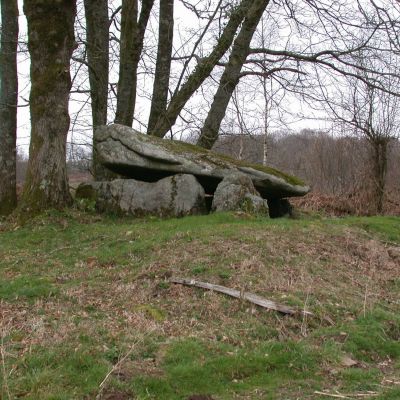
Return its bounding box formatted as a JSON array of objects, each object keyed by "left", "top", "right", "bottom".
[
  {"left": 152, "top": 0, "right": 255, "bottom": 138},
  {"left": 197, "top": 0, "right": 269, "bottom": 149},
  {"left": 262, "top": 75, "right": 269, "bottom": 166},
  {"left": 115, "top": 0, "right": 154, "bottom": 127},
  {"left": 370, "top": 138, "right": 389, "bottom": 214},
  {"left": 20, "top": 0, "right": 76, "bottom": 214},
  {"left": 0, "top": 0, "right": 19, "bottom": 215},
  {"left": 147, "top": 0, "right": 174, "bottom": 135},
  {"left": 84, "top": 0, "right": 112, "bottom": 180}
]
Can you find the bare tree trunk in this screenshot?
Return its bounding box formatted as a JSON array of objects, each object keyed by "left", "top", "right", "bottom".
[
  {"left": 197, "top": 0, "right": 269, "bottom": 149},
  {"left": 0, "top": 0, "right": 19, "bottom": 215},
  {"left": 84, "top": 0, "right": 112, "bottom": 180},
  {"left": 115, "top": 0, "right": 154, "bottom": 127},
  {"left": 20, "top": 0, "right": 76, "bottom": 214},
  {"left": 238, "top": 135, "right": 244, "bottom": 160},
  {"left": 263, "top": 134, "right": 268, "bottom": 166},
  {"left": 152, "top": 0, "right": 255, "bottom": 138},
  {"left": 232, "top": 89, "right": 245, "bottom": 160},
  {"left": 147, "top": 0, "right": 174, "bottom": 135},
  {"left": 260, "top": 16, "right": 269, "bottom": 167},
  {"left": 262, "top": 76, "right": 269, "bottom": 166},
  {"left": 371, "top": 138, "right": 389, "bottom": 214}
]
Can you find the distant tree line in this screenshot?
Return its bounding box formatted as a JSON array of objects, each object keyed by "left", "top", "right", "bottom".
[{"left": 214, "top": 130, "right": 400, "bottom": 214}]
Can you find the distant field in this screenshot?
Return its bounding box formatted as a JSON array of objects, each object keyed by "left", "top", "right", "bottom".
[{"left": 1, "top": 211, "right": 399, "bottom": 399}]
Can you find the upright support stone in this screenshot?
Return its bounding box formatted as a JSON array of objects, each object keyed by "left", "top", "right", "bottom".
[
  {"left": 76, "top": 174, "right": 206, "bottom": 217},
  {"left": 212, "top": 172, "right": 269, "bottom": 214}
]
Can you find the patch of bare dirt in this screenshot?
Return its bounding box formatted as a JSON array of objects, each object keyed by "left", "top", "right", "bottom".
[{"left": 100, "top": 390, "right": 133, "bottom": 400}]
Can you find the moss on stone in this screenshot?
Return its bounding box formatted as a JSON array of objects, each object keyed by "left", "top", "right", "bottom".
[
  {"left": 144, "top": 134, "right": 209, "bottom": 155},
  {"left": 143, "top": 133, "right": 305, "bottom": 187}
]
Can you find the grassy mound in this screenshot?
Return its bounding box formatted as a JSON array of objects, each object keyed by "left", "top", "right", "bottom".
[{"left": 1, "top": 211, "right": 399, "bottom": 399}]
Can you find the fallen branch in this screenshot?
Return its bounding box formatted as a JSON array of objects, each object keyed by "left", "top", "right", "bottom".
[
  {"left": 170, "top": 278, "right": 313, "bottom": 316},
  {"left": 314, "top": 392, "right": 352, "bottom": 399},
  {"left": 314, "top": 391, "right": 379, "bottom": 399}
]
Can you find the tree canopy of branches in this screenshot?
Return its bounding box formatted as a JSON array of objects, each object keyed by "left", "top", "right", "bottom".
[
  {"left": 316, "top": 60, "right": 400, "bottom": 213},
  {"left": 2, "top": 0, "right": 400, "bottom": 216}
]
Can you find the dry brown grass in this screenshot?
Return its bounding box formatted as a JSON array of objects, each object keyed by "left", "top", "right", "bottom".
[
  {"left": 292, "top": 190, "right": 400, "bottom": 216},
  {"left": 2, "top": 222, "right": 399, "bottom": 359},
  {"left": 1, "top": 213, "right": 399, "bottom": 398}
]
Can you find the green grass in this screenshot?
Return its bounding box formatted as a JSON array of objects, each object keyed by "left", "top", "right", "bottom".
[
  {"left": 339, "top": 216, "right": 400, "bottom": 243},
  {"left": 0, "top": 276, "right": 58, "bottom": 301},
  {"left": 0, "top": 210, "right": 399, "bottom": 399},
  {"left": 10, "top": 344, "right": 109, "bottom": 399},
  {"left": 132, "top": 339, "right": 320, "bottom": 399}
]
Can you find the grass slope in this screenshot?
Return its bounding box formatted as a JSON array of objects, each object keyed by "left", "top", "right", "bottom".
[{"left": 0, "top": 211, "right": 399, "bottom": 399}]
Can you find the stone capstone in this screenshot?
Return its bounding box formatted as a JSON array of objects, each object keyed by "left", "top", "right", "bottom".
[
  {"left": 95, "top": 124, "right": 310, "bottom": 199},
  {"left": 212, "top": 173, "right": 269, "bottom": 214},
  {"left": 75, "top": 174, "right": 206, "bottom": 217}
]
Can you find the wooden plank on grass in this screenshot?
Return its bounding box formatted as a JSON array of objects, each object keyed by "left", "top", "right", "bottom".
[{"left": 170, "top": 277, "right": 312, "bottom": 316}]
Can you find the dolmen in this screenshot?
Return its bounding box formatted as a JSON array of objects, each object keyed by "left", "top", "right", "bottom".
[{"left": 76, "top": 124, "right": 310, "bottom": 218}]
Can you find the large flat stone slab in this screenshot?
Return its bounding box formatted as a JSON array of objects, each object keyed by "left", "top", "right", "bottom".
[{"left": 95, "top": 124, "right": 310, "bottom": 199}]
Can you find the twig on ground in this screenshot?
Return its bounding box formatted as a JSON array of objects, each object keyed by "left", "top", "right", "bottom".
[
  {"left": 301, "top": 287, "right": 311, "bottom": 336},
  {"left": 382, "top": 378, "right": 400, "bottom": 385},
  {"left": 314, "top": 392, "right": 351, "bottom": 399},
  {"left": 1, "top": 321, "right": 11, "bottom": 400},
  {"left": 95, "top": 328, "right": 157, "bottom": 400},
  {"left": 170, "top": 277, "right": 313, "bottom": 316},
  {"left": 314, "top": 391, "right": 379, "bottom": 399},
  {"left": 363, "top": 283, "right": 368, "bottom": 317},
  {"left": 48, "top": 246, "right": 74, "bottom": 255}
]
